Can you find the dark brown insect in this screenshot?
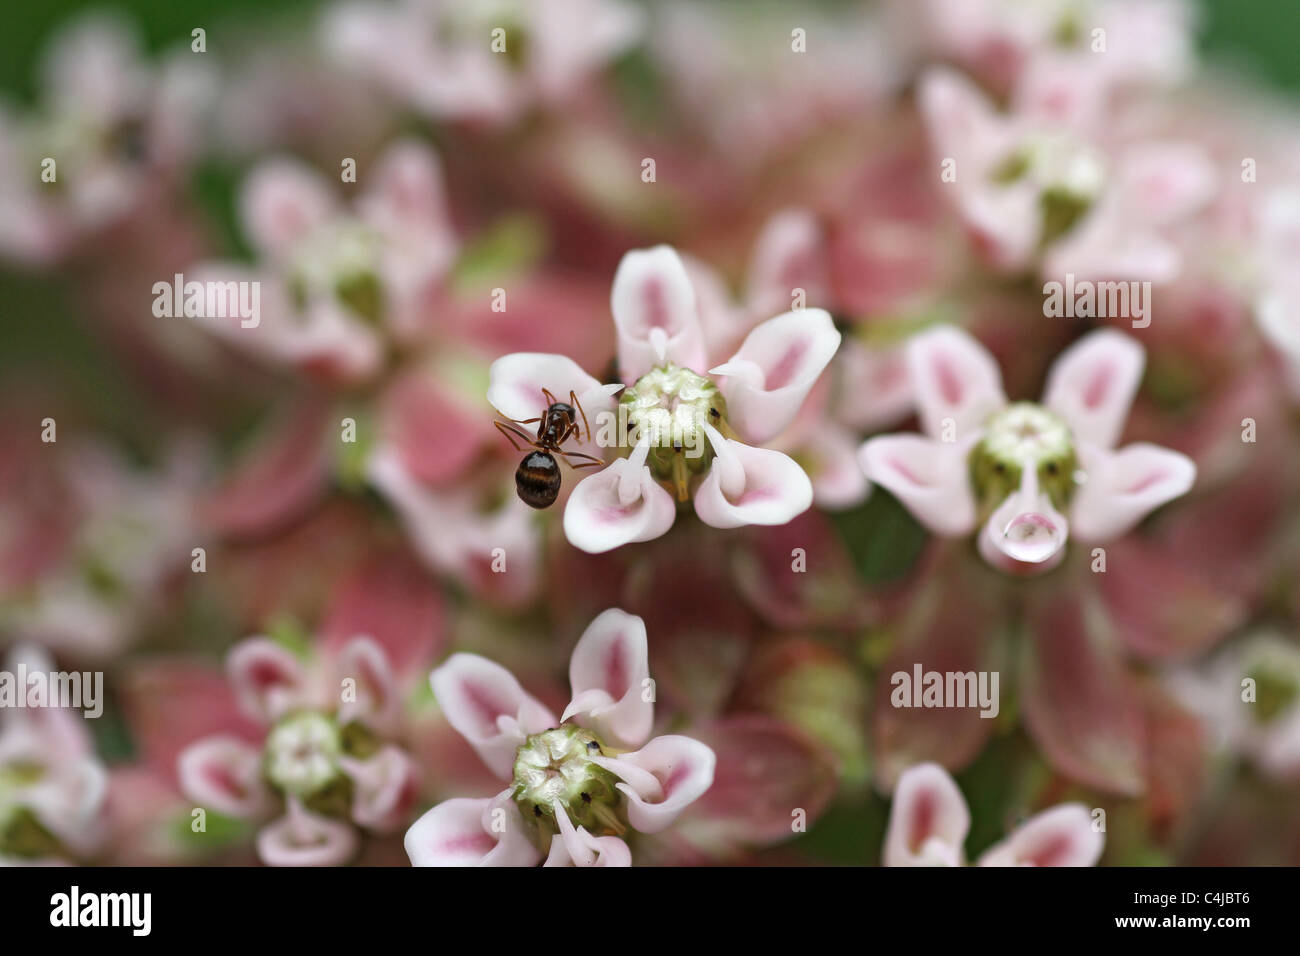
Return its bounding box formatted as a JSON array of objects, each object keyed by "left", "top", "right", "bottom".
[{"left": 495, "top": 389, "right": 603, "bottom": 509}]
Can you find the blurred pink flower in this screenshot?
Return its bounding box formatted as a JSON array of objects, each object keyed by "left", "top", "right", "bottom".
[
  {"left": 0, "top": 645, "right": 108, "bottom": 864},
  {"left": 177, "top": 633, "right": 421, "bottom": 866},
  {"left": 405, "top": 608, "right": 715, "bottom": 866},
  {"left": 321, "top": 0, "right": 643, "bottom": 126},
  {"left": 0, "top": 13, "right": 214, "bottom": 265},
  {"left": 190, "top": 140, "right": 456, "bottom": 385}
]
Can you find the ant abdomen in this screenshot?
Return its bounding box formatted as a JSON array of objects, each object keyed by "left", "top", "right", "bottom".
[{"left": 516, "top": 450, "right": 561, "bottom": 509}]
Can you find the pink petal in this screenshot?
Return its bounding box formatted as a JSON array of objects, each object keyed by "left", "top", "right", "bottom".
[
  {"left": 594, "top": 735, "right": 716, "bottom": 833},
  {"left": 382, "top": 372, "right": 490, "bottom": 487},
  {"left": 176, "top": 735, "right": 270, "bottom": 819},
  {"left": 743, "top": 209, "right": 829, "bottom": 325},
  {"left": 1, "top": 646, "right": 92, "bottom": 760},
  {"left": 693, "top": 427, "right": 813, "bottom": 530},
  {"left": 611, "top": 245, "right": 707, "bottom": 380},
  {"left": 870, "top": 550, "right": 1001, "bottom": 788},
  {"left": 545, "top": 803, "right": 633, "bottom": 868},
  {"left": 1041, "top": 197, "right": 1181, "bottom": 284},
  {"left": 883, "top": 762, "right": 970, "bottom": 867},
  {"left": 1070, "top": 442, "right": 1196, "bottom": 542},
  {"left": 227, "top": 637, "right": 310, "bottom": 724},
  {"left": 543, "top": 829, "right": 631, "bottom": 867},
  {"left": 678, "top": 715, "right": 837, "bottom": 851},
  {"left": 342, "top": 745, "right": 419, "bottom": 832},
  {"left": 978, "top": 804, "right": 1103, "bottom": 867},
  {"left": 977, "top": 465, "right": 1070, "bottom": 574},
  {"left": 1042, "top": 329, "right": 1145, "bottom": 449},
  {"left": 834, "top": 339, "right": 914, "bottom": 433},
  {"left": 710, "top": 308, "right": 841, "bottom": 444},
  {"left": 562, "top": 608, "right": 653, "bottom": 749},
  {"left": 238, "top": 158, "right": 337, "bottom": 259},
  {"left": 319, "top": 550, "right": 447, "bottom": 679},
  {"left": 905, "top": 325, "right": 1007, "bottom": 440},
  {"left": 429, "top": 654, "right": 557, "bottom": 780},
  {"left": 334, "top": 636, "right": 400, "bottom": 732},
  {"left": 857, "top": 434, "right": 978, "bottom": 536},
  {"left": 562, "top": 444, "right": 677, "bottom": 553},
  {"left": 357, "top": 139, "right": 452, "bottom": 241},
  {"left": 486, "top": 352, "right": 621, "bottom": 457},
  {"left": 256, "top": 801, "right": 358, "bottom": 867},
  {"left": 404, "top": 793, "right": 542, "bottom": 867},
  {"left": 1115, "top": 142, "right": 1217, "bottom": 229},
  {"left": 1021, "top": 589, "right": 1146, "bottom": 796},
  {"left": 203, "top": 400, "right": 333, "bottom": 540}
]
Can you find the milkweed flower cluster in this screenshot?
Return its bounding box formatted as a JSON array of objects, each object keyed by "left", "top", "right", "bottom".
[{"left": 4, "top": 0, "right": 1300, "bottom": 873}]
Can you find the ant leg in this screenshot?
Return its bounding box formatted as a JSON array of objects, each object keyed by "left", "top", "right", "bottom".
[
  {"left": 570, "top": 390, "right": 590, "bottom": 442},
  {"left": 495, "top": 420, "right": 540, "bottom": 453},
  {"left": 556, "top": 449, "right": 604, "bottom": 466}
]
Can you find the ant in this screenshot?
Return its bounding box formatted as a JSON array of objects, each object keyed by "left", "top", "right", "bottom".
[{"left": 495, "top": 388, "right": 604, "bottom": 509}]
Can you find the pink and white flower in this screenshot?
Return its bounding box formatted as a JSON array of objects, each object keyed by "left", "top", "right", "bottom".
[
  {"left": 0, "top": 646, "right": 108, "bottom": 865},
  {"left": 321, "top": 0, "right": 643, "bottom": 126},
  {"left": 0, "top": 13, "right": 214, "bottom": 265},
  {"left": 177, "top": 633, "right": 420, "bottom": 866},
  {"left": 489, "top": 245, "right": 841, "bottom": 553},
  {"left": 189, "top": 139, "right": 456, "bottom": 385},
  {"left": 919, "top": 66, "right": 1215, "bottom": 279},
  {"left": 859, "top": 325, "right": 1195, "bottom": 574},
  {"left": 404, "top": 608, "right": 716, "bottom": 866},
  {"left": 884, "top": 762, "right": 1103, "bottom": 866}
]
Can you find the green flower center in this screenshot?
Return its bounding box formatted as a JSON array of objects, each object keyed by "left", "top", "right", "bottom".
[
  {"left": 620, "top": 364, "right": 728, "bottom": 498},
  {"left": 511, "top": 726, "right": 622, "bottom": 834},
  {"left": 264, "top": 712, "right": 344, "bottom": 798},
  {"left": 287, "top": 222, "right": 385, "bottom": 326},
  {"left": 1251, "top": 665, "right": 1299, "bottom": 725},
  {"left": 969, "top": 402, "right": 1079, "bottom": 513}
]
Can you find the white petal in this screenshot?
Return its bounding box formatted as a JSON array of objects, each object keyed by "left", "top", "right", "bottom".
[
  {"left": 905, "top": 325, "right": 1006, "bottom": 440},
  {"left": 430, "top": 654, "right": 557, "bottom": 780},
  {"left": 176, "top": 736, "right": 270, "bottom": 819},
  {"left": 857, "top": 434, "right": 978, "bottom": 536},
  {"left": 883, "top": 762, "right": 970, "bottom": 867},
  {"left": 562, "top": 443, "right": 677, "bottom": 553},
  {"left": 256, "top": 801, "right": 357, "bottom": 867},
  {"left": 404, "top": 793, "right": 541, "bottom": 867},
  {"left": 1043, "top": 329, "right": 1145, "bottom": 449},
  {"left": 486, "top": 352, "right": 621, "bottom": 448},
  {"left": 1116, "top": 142, "right": 1217, "bottom": 228},
  {"left": 238, "top": 158, "right": 337, "bottom": 260},
  {"left": 594, "top": 735, "right": 716, "bottom": 833},
  {"left": 611, "top": 245, "right": 707, "bottom": 380},
  {"left": 227, "top": 637, "right": 310, "bottom": 724},
  {"left": 710, "top": 308, "right": 841, "bottom": 444},
  {"left": 334, "top": 636, "right": 399, "bottom": 732},
  {"left": 1070, "top": 442, "right": 1196, "bottom": 542},
  {"left": 693, "top": 425, "right": 812, "bottom": 529},
  {"left": 342, "top": 745, "right": 418, "bottom": 832},
  {"left": 562, "top": 608, "right": 653, "bottom": 749},
  {"left": 544, "top": 829, "right": 632, "bottom": 867},
  {"left": 977, "top": 803, "right": 1103, "bottom": 867}
]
